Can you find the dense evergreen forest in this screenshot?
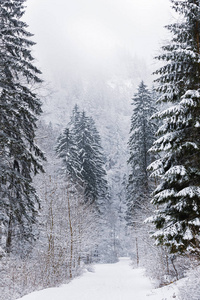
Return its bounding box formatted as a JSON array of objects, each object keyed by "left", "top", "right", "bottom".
[{"left": 1, "top": 1, "right": 200, "bottom": 299}]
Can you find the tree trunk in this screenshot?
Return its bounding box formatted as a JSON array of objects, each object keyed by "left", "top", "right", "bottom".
[
  {"left": 67, "top": 189, "right": 73, "bottom": 279},
  {"left": 136, "top": 237, "right": 139, "bottom": 267},
  {"left": 6, "top": 213, "right": 13, "bottom": 254}
]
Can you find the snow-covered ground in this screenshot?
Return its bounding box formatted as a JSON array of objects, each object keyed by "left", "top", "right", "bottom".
[{"left": 18, "top": 257, "right": 180, "bottom": 300}]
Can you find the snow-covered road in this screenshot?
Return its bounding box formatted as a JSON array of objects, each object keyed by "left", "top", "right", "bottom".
[{"left": 18, "top": 257, "right": 179, "bottom": 300}]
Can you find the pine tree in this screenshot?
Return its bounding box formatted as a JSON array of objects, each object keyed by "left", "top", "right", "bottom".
[
  {"left": 55, "top": 127, "right": 81, "bottom": 183},
  {"left": 148, "top": 0, "right": 200, "bottom": 255},
  {"left": 0, "top": 0, "right": 45, "bottom": 253},
  {"left": 87, "top": 116, "right": 108, "bottom": 203},
  {"left": 56, "top": 106, "right": 108, "bottom": 207},
  {"left": 126, "top": 81, "right": 157, "bottom": 226}
]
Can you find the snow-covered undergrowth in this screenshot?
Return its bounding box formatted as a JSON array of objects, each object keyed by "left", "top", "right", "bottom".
[
  {"left": 0, "top": 253, "right": 84, "bottom": 300},
  {"left": 178, "top": 265, "right": 200, "bottom": 300},
  {"left": 17, "top": 257, "right": 182, "bottom": 300}
]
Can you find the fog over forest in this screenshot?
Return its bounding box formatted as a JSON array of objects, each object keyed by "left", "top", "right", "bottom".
[{"left": 23, "top": 0, "right": 172, "bottom": 125}]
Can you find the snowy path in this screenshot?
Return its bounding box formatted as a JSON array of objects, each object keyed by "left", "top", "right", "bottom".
[{"left": 19, "top": 257, "right": 178, "bottom": 300}]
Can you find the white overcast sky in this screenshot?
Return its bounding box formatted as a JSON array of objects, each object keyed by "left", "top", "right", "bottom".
[{"left": 24, "top": 0, "right": 173, "bottom": 84}]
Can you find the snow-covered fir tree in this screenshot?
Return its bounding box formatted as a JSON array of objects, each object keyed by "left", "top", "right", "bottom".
[
  {"left": 148, "top": 0, "right": 200, "bottom": 255},
  {"left": 126, "top": 81, "right": 157, "bottom": 226},
  {"left": 55, "top": 127, "right": 81, "bottom": 184},
  {"left": 0, "top": 0, "right": 45, "bottom": 254},
  {"left": 56, "top": 105, "right": 108, "bottom": 208}
]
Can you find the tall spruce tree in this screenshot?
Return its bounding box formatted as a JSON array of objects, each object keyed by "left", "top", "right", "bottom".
[
  {"left": 0, "top": 0, "right": 45, "bottom": 253},
  {"left": 56, "top": 106, "right": 108, "bottom": 207},
  {"left": 126, "top": 81, "right": 157, "bottom": 226},
  {"left": 148, "top": 0, "right": 200, "bottom": 255},
  {"left": 55, "top": 127, "right": 81, "bottom": 184}
]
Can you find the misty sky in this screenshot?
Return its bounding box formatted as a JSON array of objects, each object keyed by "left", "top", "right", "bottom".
[{"left": 24, "top": 0, "right": 172, "bottom": 84}]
